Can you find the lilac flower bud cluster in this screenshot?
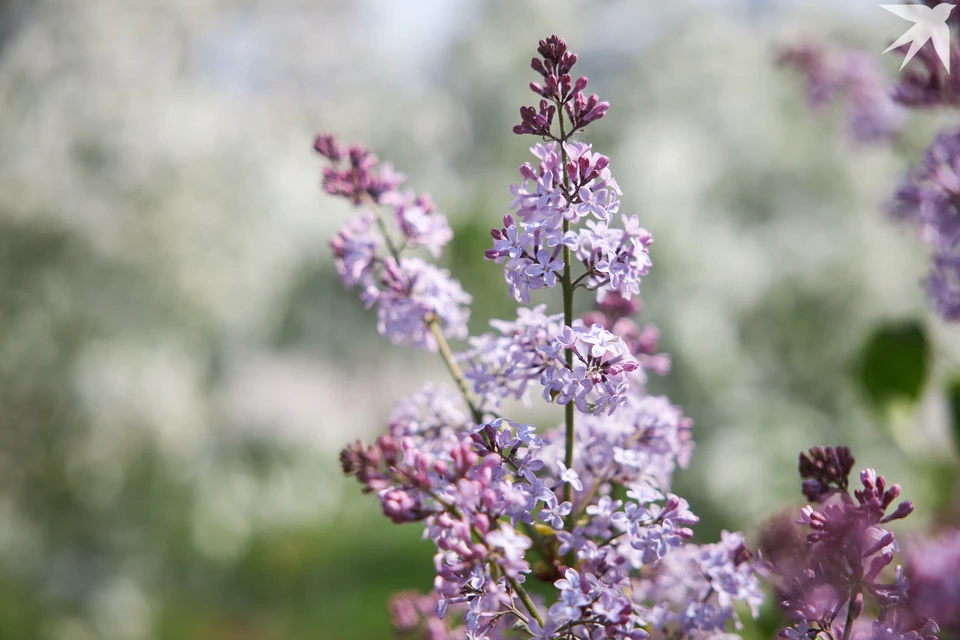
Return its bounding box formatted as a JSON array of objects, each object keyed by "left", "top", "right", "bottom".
[
  {"left": 317, "top": 134, "right": 470, "bottom": 350},
  {"left": 779, "top": 28, "right": 960, "bottom": 322},
  {"left": 771, "top": 447, "right": 939, "bottom": 640},
  {"left": 514, "top": 35, "right": 609, "bottom": 137},
  {"left": 326, "top": 34, "right": 767, "bottom": 640}
]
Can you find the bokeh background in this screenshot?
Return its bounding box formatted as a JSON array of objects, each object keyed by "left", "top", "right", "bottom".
[{"left": 1, "top": 0, "right": 959, "bottom": 638}]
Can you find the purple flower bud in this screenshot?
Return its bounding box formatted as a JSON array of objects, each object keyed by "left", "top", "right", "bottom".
[
  {"left": 314, "top": 132, "right": 342, "bottom": 161},
  {"left": 881, "top": 500, "right": 915, "bottom": 523}
]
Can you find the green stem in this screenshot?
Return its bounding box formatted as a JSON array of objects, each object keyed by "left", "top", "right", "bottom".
[
  {"left": 363, "top": 194, "right": 485, "bottom": 425},
  {"left": 840, "top": 588, "right": 859, "bottom": 640},
  {"left": 427, "top": 318, "right": 484, "bottom": 424},
  {"left": 507, "top": 576, "right": 545, "bottom": 628},
  {"left": 558, "top": 110, "right": 576, "bottom": 509}
]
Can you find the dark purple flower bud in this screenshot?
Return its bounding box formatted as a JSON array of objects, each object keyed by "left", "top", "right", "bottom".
[
  {"left": 531, "top": 57, "right": 546, "bottom": 77},
  {"left": 314, "top": 133, "right": 342, "bottom": 161},
  {"left": 382, "top": 489, "right": 422, "bottom": 523},
  {"left": 798, "top": 446, "right": 855, "bottom": 501},
  {"left": 865, "top": 551, "right": 894, "bottom": 583},
  {"left": 537, "top": 34, "right": 568, "bottom": 67},
  {"left": 850, "top": 591, "right": 864, "bottom": 620},
  {"left": 881, "top": 500, "right": 915, "bottom": 523},
  {"left": 339, "top": 441, "right": 365, "bottom": 475}
]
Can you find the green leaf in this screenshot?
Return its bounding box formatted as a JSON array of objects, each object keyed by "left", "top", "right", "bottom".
[
  {"left": 947, "top": 377, "right": 960, "bottom": 456},
  {"left": 856, "top": 321, "right": 929, "bottom": 410}
]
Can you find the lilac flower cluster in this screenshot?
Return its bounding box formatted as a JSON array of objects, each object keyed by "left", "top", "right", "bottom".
[
  {"left": 321, "top": 34, "right": 772, "bottom": 640},
  {"left": 770, "top": 446, "right": 939, "bottom": 640},
  {"left": 904, "top": 528, "right": 960, "bottom": 634},
  {"left": 890, "top": 129, "right": 960, "bottom": 320},
  {"left": 634, "top": 531, "right": 764, "bottom": 638},
  {"left": 318, "top": 134, "right": 469, "bottom": 350},
  {"left": 780, "top": 15, "right": 960, "bottom": 321},
  {"left": 486, "top": 38, "right": 650, "bottom": 306},
  {"left": 486, "top": 144, "right": 651, "bottom": 304},
  {"left": 777, "top": 45, "right": 904, "bottom": 145}
]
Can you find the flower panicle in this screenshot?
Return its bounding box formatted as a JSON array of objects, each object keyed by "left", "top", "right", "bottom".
[
  {"left": 323, "top": 34, "right": 768, "bottom": 640},
  {"left": 772, "top": 446, "right": 937, "bottom": 640}
]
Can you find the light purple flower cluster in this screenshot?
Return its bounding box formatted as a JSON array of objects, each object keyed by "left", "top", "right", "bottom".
[
  {"left": 634, "top": 531, "right": 765, "bottom": 638},
  {"left": 486, "top": 143, "right": 651, "bottom": 304},
  {"left": 486, "top": 41, "right": 650, "bottom": 307},
  {"left": 460, "top": 304, "right": 565, "bottom": 408},
  {"left": 770, "top": 446, "right": 939, "bottom": 640},
  {"left": 778, "top": 44, "right": 904, "bottom": 145},
  {"left": 317, "top": 135, "right": 470, "bottom": 350},
  {"left": 890, "top": 129, "right": 960, "bottom": 320},
  {"left": 904, "top": 527, "right": 960, "bottom": 635},
  {"left": 780, "top": 19, "right": 960, "bottom": 321},
  {"left": 327, "top": 34, "right": 768, "bottom": 640},
  {"left": 539, "top": 324, "right": 640, "bottom": 416}
]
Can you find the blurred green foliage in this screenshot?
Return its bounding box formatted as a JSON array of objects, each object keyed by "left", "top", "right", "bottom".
[{"left": 856, "top": 321, "right": 930, "bottom": 412}]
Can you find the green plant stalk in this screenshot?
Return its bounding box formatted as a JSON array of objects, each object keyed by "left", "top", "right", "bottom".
[
  {"left": 364, "top": 194, "right": 485, "bottom": 425},
  {"left": 558, "top": 110, "right": 576, "bottom": 508}
]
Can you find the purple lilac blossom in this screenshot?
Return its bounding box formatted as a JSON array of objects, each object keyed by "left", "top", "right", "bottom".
[
  {"left": 890, "top": 128, "right": 960, "bottom": 321},
  {"left": 459, "top": 304, "right": 564, "bottom": 408},
  {"left": 362, "top": 257, "right": 472, "bottom": 350},
  {"left": 487, "top": 143, "right": 652, "bottom": 304},
  {"left": 904, "top": 528, "right": 960, "bottom": 634},
  {"left": 332, "top": 34, "right": 772, "bottom": 640},
  {"left": 780, "top": 31, "right": 960, "bottom": 321},
  {"left": 778, "top": 44, "right": 904, "bottom": 145},
  {"left": 634, "top": 531, "right": 765, "bottom": 638},
  {"left": 317, "top": 133, "right": 472, "bottom": 347},
  {"left": 539, "top": 323, "right": 640, "bottom": 416},
  {"left": 772, "top": 447, "right": 938, "bottom": 640}
]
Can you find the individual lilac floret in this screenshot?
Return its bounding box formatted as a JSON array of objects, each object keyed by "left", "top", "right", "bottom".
[
  {"left": 539, "top": 324, "right": 640, "bottom": 415},
  {"left": 778, "top": 44, "right": 904, "bottom": 145},
  {"left": 890, "top": 127, "right": 960, "bottom": 321},
  {"left": 362, "top": 258, "right": 471, "bottom": 350}
]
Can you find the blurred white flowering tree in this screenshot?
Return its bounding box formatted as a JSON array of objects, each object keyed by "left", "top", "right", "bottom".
[{"left": 0, "top": 0, "right": 957, "bottom": 638}]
